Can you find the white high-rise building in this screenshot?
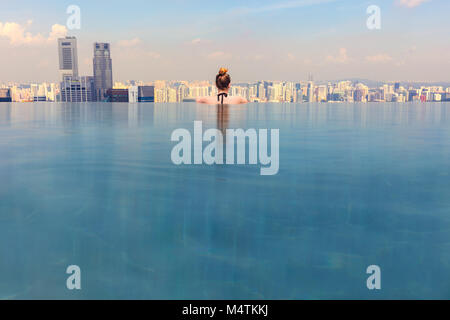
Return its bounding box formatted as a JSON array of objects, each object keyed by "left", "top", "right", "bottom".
[
  {"left": 58, "top": 37, "right": 79, "bottom": 80},
  {"left": 128, "top": 86, "right": 138, "bottom": 103}
]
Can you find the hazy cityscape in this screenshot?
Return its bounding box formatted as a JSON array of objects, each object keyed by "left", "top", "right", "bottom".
[{"left": 1, "top": 36, "right": 450, "bottom": 104}]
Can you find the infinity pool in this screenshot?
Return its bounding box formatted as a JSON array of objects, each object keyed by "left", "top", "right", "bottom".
[{"left": 0, "top": 102, "right": 450, "bottom": 299}]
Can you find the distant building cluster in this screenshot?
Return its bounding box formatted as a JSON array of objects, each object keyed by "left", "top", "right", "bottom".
[
  {"left": 0, "top": 83, "right": 57, "bottom": 102},
  {"left": 1, "top": 36, "right": 450, "bottom": 104},
  {"left": 4, "top": 79, "right": 450, "bottom": 103},
  {"left": 127, "top": 80, "right": 450, "bottom": 103}
]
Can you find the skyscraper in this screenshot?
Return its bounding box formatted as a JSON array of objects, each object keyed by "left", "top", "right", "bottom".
[
  {"left": 93, "top": 43, "right": 113, "bottom": 101},
  {"left": 307, "top": 81, "right": 315, "bottom": 102},
  {"left": 57, "top": 36, "right": 94, "bottom": 102},
  {"left": 58, "top": 37, "right": 78, "bottom": 80}
]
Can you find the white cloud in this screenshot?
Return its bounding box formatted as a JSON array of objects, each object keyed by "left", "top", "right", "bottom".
[
  {"left": 48, "top": 24, "right": 68, "bottom": 42},
  {"left": 0, "top": 21, "right": 66, "bottom": 46},
  {"left": 207, "top": 51, "right": 232, "bottom": 59},
  {"left": 117, "top": 37, "right": 142, "bottom": 47},
  {"left": 396, "top": 0, "right": 431, "bottom": 8},
  {"left": 0, "top": 21, "right": 44, "bottom": 45},
  {"left": 326, "top": 48, "right": 349, "bottom": 64},
  {"left": 365, "top": 54, "right": 393, "bottom": 63}
]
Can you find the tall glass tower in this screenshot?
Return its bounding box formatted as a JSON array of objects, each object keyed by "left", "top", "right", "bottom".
[{"left": 93, "top": 43, "right": 113, "bottom": 101}]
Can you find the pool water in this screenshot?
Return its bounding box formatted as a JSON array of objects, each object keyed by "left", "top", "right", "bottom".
[{"left": 0, "top": 102, "right": 450, "bottom": 299}]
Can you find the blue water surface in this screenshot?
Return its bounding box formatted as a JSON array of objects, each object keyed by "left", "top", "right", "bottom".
[{"left": 0, "top": 102, "right": 450, "bottom": 299}]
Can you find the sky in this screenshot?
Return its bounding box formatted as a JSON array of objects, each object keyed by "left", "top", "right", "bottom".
[{"left": 0, "top": 0, "right": 449, "bottom": 83}]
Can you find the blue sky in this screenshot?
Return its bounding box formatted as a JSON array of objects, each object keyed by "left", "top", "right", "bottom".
[{"left": 1, "top": 0, "right": 449, "bottom": 82}]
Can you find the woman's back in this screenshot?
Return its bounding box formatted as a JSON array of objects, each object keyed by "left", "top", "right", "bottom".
[
  {"left": 196, "top": 95, "right": 247, "bottom": 105},
  {"left": 196, "top": 68, "right": 248, "bottom": 105}
]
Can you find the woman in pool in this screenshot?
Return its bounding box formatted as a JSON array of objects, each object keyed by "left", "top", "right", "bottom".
[{"left": 196, "top": 68, "right": 248, "bottom": 105}]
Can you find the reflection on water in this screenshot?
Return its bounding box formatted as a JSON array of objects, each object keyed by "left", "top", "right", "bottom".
[
  {"left": 1, "top": 102, "right": 448, "bottom": 128},
  {"left": 217, "top": 104, "right": 230, "bottom": 135},
  {"left": 0, "top": 102, "right": 450, "bottom": 299}
]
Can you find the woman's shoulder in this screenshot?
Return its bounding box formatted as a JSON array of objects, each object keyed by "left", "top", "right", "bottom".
[
  {"left": 229, "top": 96, "right": 248, "bottom": 104},
  {"left": 196, "top": 95, "right": 248, "bottom": 105},
  {"left": 196, "top": 96, "right": 216, "bottom": 104}
]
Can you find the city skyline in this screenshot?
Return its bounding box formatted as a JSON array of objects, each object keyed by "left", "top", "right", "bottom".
[
  {"left": 0, "top": 36, "right": 447, "bottom": 103},
  {"left": 58, "top": 36, "right": 113, "bottom": 102},
  {"left": 4, "top": 77, "right": 450, "bottom": 103},
  {"left": 0, "top": 0, "right": 449, "bottom": 83}
]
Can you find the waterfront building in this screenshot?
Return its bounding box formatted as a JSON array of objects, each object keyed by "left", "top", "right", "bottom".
[
  {"left": 60, "top": 76, "right": 95, "bottom": 102},
  {"left": 138, "top": 86, "right": 155, "bottom": 102},
  {"left": 317, "top": 85, "right": 328, "bottom": 102},
  {"left": 128, "top": 86, "right": 138, "bottom": 103},
  {"left": 0, "top": 88, "right": 12, "bottom": 102},
  {"left": 106, "top": 89, "right": 128, "bottom": 102}
]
